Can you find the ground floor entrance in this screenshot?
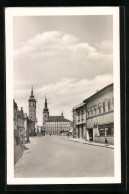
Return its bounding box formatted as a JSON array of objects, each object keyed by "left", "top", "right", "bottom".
[
  {"left": 88, "top": 128, "right": 93, "bottom": 141},
  {"left": 77, "top": 125, "right": 85, "bottom": 139}
]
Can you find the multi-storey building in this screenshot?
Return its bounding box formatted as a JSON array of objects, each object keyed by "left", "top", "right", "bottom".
[
  {"left": 17, "top": 107, "right": 25, "bottom": 144},
  {"left": 13, "top": 100, "right": 18, "bottom": 138},
  {"left": 43, "top": 97, "right": 71, "bottom": 135},
  {"left": 73, "top": 103, "right": 86, "bottom": 139},
  {"left": 72, "top": 83, "right": 114, "bottom": 145},
  {"left": 83, "top": 83, "right": 114, "bottom": 145},
  {"left": 24, "top": 113, "right": 35, "bottom": 140}
]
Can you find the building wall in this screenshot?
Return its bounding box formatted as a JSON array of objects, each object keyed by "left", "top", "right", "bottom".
[
  {"left": 86, "top": 86, "right": 114, "bottom": 144},
  {"left": 14, "top": 102, "right": 18, "bottom": 137},
  {"left": 86, "top": 87, "right": 113, "bottom": 129},
  {"left": 73, "top": 104, "right": 86, "bottom": 139},
  {"left": 87, "top": 111, "right": 114, "bottom": 129},
  {"left": 45, "top": 121, "right": 71, "bottom": 135}
]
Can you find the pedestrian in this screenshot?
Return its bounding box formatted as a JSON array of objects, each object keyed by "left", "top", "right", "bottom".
[
  {"left": 104, "top": 138, "right": 109, "bottom": 146},
  {"left": 27, "top": 137, "right": 30, "bottom": 143},
  {"left": 89, "top": 136, "right": 92, "bottom": 142},
  {"left": 67, "top": 133, "right": 69, "bottom": 138}
]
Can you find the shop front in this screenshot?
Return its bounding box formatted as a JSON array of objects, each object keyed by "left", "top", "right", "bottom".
[{"left": 94, "top": 123, "right": 114, "bottom": 145}]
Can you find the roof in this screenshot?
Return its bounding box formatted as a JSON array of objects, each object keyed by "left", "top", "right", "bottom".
[
  {"left": 17, "top": 110, "right": 24, "bottom": 119},
  {"left": 47, "top": 116, "right": 71, "bottom": 122},
  {"left": 73, "top": 102, "right": 85, "bottom": 110},
  {"left": 83, "top": 83, "right": 113, "bottom": 103}
]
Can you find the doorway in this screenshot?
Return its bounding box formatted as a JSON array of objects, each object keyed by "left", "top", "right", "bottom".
[{"left": 89, "top": 128, "right": 93, "bottom": 141}]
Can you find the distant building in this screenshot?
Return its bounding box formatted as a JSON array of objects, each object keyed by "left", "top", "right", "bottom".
[
  {"left": 28, "top": 87, "right": 37, "bottom": 135},
  {"left": 43, "top": 97, "right": 71, "bottom": 135},
  {"left": 73, "top": 103, "right": 86, "bottom": 139},
  {"left": 83, "top": 83, "right": 114, "bottom": 145}
]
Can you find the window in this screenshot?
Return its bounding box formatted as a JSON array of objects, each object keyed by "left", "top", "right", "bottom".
[
  {"left": 91, "top": 107, "right": 94, "bottom": 116},
  {"left": 108, "top": 100, "right": 111, "bottom": 111},
  {"left": 103, "top": 101, "right": 105, "bottom": 113},
  {"left": 98, "top": 104, "right": 101, "bottom": 114},
  {"left": 99, "top": 124, "right": 114, "bottom": 136},
  {"left": 78, "top": 112, "right": 80, "bottom": 121},
  {"left": 95, "top": 108, "right": 97, "bottom": 115}
]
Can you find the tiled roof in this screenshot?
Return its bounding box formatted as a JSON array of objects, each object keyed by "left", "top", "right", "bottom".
[{"left": 47, "top": 116, "right": 71, "bottom": 122}]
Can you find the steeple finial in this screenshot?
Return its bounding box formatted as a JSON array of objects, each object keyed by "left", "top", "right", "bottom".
[
  {"left": 31, "top": 85, "right": 33, "bottom": 96},
  {"left": 61, "top": 111, "right": 64, "bottom": 117}
]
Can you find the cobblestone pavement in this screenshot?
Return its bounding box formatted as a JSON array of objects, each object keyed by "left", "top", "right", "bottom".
[{"left": 14, "top": 135, "right": 114, "bottom": 178}]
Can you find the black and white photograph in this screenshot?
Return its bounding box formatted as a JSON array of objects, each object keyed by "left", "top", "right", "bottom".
[{"left": 6, "top": 7, "right": 120, "bottom": 184}]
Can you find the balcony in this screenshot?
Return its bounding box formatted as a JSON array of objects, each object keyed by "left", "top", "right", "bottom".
[{"left": 76, "top": 117, "right": 85, "bottom": 125}]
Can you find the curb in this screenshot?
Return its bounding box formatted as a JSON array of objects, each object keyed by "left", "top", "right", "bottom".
[
  {"left": 14, "top": 147, "right": 24, "bottom": 165},
  {"left": 67, "top": 139, "right": 114, "bottom": 149}
]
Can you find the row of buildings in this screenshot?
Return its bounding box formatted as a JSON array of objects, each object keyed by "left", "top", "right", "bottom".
[
  {"left": 43, "top": 97, "right": 72, "bottom": 135},
  {"left": 14, "top": 88, "right": 37, "bottom": 144},
  {"left": 72, "top": 83, "right": 114, "bottom": 145},
  {"left": 14, "top": 87, "right": 72, "bottom": 142}
]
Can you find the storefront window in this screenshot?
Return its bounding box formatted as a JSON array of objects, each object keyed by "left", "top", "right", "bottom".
[
  {"left": 99, "top": 124, "right": 114, "bottom": 136},
  {"left": 99, "top": 128, "right": 105, "bottom": 136}
]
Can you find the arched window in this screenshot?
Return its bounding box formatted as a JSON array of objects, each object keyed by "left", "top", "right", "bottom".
[
  {"left": 108, "top": 100, "right": 111, "bottom": 111},
  {"left": 98, "top": 103, "right": 101, "bottom": 114},
  {"left": 103, "top": 101, "right": 105, "bottom": 113}
]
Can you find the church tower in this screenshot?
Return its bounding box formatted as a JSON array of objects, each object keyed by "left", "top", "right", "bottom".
[
  {"left": 43, "top": 97, "right": 49, "bottom": 127},
  {"left": 28, "top": 86, "right": 37, "bottom": 122}
]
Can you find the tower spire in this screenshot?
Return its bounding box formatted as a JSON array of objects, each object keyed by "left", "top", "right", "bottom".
[
  {"left": 31, "top": 85, "right": 34, "bottom": 96},
  {"left": 45, "top": 96, "right": 47, "bottom": 109}
]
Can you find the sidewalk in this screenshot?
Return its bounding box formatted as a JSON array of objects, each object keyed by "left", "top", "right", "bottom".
[{"left": 67, "top": 137, "right": 114, "bottom": 149}]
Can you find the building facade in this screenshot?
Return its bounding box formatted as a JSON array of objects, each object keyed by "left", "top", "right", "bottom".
[
  {"left": 72, "top": 83, "right": 114, "bottom": 145},
  {"left": 43, "top": 98, "right": 71, "bottom": 135},
  {"left": 24, "top": 113, "right": 35, "bottom": 140},
  {"left": 17, "top": 107, "right": 25, "bottom": 144},
  {"left": 73, "top": 103, "right": 86, "bottom": 139},
  {"left": 14, "top": 100, "right": 18, "bottom": 138},
  {"left": 83, "top": 83, "right": 114, "bottom": 145}
]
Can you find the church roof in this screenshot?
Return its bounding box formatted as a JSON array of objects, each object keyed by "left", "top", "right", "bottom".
[{"left": 47, "top": 116, "right": 71, "bottom": 122}]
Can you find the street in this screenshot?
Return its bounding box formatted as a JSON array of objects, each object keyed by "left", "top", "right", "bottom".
[{"left": 14, "top": 136, "right": 114, "bottom": 178}]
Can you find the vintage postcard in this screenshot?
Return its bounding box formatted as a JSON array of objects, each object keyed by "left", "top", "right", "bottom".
[{"left": 5, "top": 7, "right": 121, "bottom": 184}]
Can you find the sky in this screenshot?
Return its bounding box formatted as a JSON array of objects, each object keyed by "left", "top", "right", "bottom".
[{"left": 13, "top": 15, "right": 113, "bottom": 125}]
